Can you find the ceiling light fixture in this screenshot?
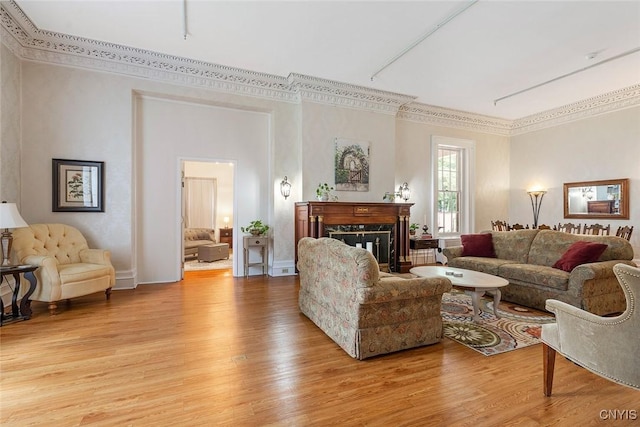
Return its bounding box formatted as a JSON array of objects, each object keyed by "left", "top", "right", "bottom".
[
  {"left": 182, "top": 0, "right": 188, "bottom": 40},
  {"left": 370, "top": 0, "right": 479, "bottom": 81},
  {"left": 494, "top": 46, "right": 640, "bottom": 106}
]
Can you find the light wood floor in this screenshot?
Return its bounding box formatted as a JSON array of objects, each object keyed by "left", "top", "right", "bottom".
[{"left": 1, "top": 270, "right": 638, "bottom": 426}]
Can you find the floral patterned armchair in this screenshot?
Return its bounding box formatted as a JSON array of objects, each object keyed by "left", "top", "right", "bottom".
[{"left": 297, "top": 237, "right": 451, "bottom": 359}]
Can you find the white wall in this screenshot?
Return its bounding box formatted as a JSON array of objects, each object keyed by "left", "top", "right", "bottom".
[
  {"left": 136, "top": 95, "right": 269, "bottom": 282},
  {"left": 9, "top": 54, "right": 639, "bottom": 288},
  {"left": 510, "top": 107, "right": 640, "bottom": 259},
  {"left": 17, "top": 61, "right": 300, "bottom": 286},
  {"left": 396, "top": 118, "right": 511, "bottom": 234},
  {"left": 301, "top": 101, "right": 397, "bottom": 202}
]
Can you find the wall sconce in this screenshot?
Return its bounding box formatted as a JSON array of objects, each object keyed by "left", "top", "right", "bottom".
[
  {"left": 398, "top": 182, "right": 411, "bottom": 201},
  {"left": 280, "top": 176, "right": 291, "bottom": 199},
  {"left": 527, "top": 189, "right": 547, "bottom": 229},
  {"left": 0, "top": 201, "right": 29, "bottom": 266}
]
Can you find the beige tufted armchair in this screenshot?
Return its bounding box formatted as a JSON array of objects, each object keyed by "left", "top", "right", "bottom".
[
  {"left": 541, "top": 263, "right": 640, "bottom": 395},
  {"left": 12, "top": 223, "right": 115, "bottom": 315}
]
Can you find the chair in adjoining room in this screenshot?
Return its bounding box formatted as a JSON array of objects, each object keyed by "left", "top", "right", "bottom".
[
  {"left": 491, "top": 220, "right": 510, "bottom": 231},
  {"left": 12, "top": 223, "right": 115, "bottom": 315},
  {"left": 557, "top": 222, "right": 582, "bottom": 234},
  {"left": 583, "top": 223, "right": 611, "bottom": 236},
  {"left": 510, "top": 223, "right": 529, "bottom": 230},
  {"left": 541, "top": 263, "right": 640, "bottom": 396},
  {"left": 616, "top": 226, "right": 634, "bottom": 241}
]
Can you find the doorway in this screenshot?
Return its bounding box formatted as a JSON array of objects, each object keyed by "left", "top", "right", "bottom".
[{"left": 181, "top": 159, "right": 235, "bottom": 277}]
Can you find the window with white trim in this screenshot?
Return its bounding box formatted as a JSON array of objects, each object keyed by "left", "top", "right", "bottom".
[{"left": 431, "top": 136, "right": 475, "bottom": 236}]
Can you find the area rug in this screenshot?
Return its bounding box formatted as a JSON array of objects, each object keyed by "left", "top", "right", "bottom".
[
  {"left": 184, "top": 252, "right": 233, "bottom": 271},
  {"left": 441, "top": 289, "right": 555, "bottom": 356}
]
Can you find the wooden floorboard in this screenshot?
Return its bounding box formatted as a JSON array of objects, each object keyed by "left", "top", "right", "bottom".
[{"left": 1, "top": 270, "right": 638, "bottom": 426}]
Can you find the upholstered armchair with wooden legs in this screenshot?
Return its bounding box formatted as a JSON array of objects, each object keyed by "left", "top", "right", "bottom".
[
  {"left": 12, "top": 224, "right": 115, "bottom": 315},
  {"left": 541, "top": 263, "right": 640, "bottom": 396}
]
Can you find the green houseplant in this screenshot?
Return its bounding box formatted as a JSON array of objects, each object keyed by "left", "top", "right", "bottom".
[
  {"left": 241, "top": 220, "right": 269, "bottom": 236},
  {"left": 316, "top": 183, "right": 336, "bottom": 201},
  {"left": 409, "top": 223, "right": 420, "bottom": 235}
]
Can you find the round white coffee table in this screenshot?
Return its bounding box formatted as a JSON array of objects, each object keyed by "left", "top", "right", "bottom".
[{"left": 410, "top": 266, "right": 509, "bottom": 322}]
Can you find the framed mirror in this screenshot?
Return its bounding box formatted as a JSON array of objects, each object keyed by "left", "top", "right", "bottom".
[{"left": 564, "top": 178, "right": 629, "bottom": 219}]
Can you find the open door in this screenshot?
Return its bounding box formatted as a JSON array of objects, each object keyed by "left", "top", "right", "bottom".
[{"left": 180, "top": 159, "right": 235, "bottom": 277}]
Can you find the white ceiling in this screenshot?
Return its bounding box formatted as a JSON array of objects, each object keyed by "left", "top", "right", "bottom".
[{"left": 13, "top": 0, "right": 640, "bottom": 119}]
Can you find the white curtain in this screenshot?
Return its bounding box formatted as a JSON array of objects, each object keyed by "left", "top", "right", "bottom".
[{"left": 184, "top": 177, "right": 217, "bottom": 228}]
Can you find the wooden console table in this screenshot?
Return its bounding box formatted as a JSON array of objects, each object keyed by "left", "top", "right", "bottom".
[{"left": 295, "top": 201, "right": 414, "bottom": 272}]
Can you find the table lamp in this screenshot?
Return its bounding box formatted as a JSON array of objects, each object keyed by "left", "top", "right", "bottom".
[
  {"left": 0, "top": 201, "right": 29, "bottom": 266},
  {"left": 223, "top": 217, "right": 230, "bottom": 228}
]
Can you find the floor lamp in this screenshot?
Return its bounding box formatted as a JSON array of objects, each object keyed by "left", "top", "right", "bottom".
[
  {"left": 0, "top": 201, "right": 29, "bottom": 266},
  {"left": 527, "top": 189, "right": 547, "bottom": 229}
]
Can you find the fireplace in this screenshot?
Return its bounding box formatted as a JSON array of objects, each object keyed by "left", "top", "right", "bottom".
[
  {"left": 295, "top": 201, "right": 413, "bottom": 272},
  {"left": 328, "top": 228, "right": 392, "bottom": 272}
]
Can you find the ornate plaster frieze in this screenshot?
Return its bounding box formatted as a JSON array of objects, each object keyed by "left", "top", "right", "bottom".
[
  {"left": 2, "top": 0, "right": 639, "bottom": 134},
  {"left": 1, "top": 1, "right": 295, "bottom": 102},
  {"left": 398, "top": 103, "right": 513, "bottom": 136},
  {"left": 510, "top": 85, "right": 640, "bottom": 135},
  {"left": 288, "top": 73, "right": 416, "bottom": 115}
]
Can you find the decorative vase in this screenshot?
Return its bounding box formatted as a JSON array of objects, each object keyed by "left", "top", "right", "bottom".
[
  {"left": 250, "top": 230, "right": 262, "bottom": 236},
  {"left": 317, "top": 193, "right": 329, "bottom": 202}
]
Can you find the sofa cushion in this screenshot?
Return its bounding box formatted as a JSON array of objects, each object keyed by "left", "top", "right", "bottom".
[
  {"left": 552, "top": 241, "right": 608, "bottom": 272},
  {"left": 498, "top": 264, "right": 570, "bottom": 291},
  {"left": 490, "top": 229, "right": 539, "bottom": 263},
  {"left": 528, "top": 230, "right": 633, "bottom": 267},
  {"left": 447, "top": 257, "right": 518, "bottom": 275},
  {"left": 461, "top": 233, "right": 496, "bottom": 258}
]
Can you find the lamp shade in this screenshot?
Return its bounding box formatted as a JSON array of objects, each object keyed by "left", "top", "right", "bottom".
[{"left": 0, "top": 202, "right": 28, "bottom": 229}]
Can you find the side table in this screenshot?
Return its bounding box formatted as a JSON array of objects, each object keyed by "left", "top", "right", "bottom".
[
  {"left": 219, "top": 228, "right": 233, "bottom": 249},
  {"left": 409, "top": 237, "right": 439, "bottom": 266},
  {"left": 243, "top": 235, "right": 268, "bottom": 277},
  {"left": 1, "top": 264, "right": 38, "bottom": 326}
]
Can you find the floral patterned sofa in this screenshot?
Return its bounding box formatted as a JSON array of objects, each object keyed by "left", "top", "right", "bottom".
[
  {"left": 443, "top": 229, "right": 635, "bottom": 315},
  {"left": 297, "top": 237, "right": 452, "bottom": 360}
]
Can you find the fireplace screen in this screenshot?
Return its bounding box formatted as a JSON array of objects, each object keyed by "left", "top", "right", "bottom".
[{"left": 329, "top": 230, "right": 392, "bottom": 272}]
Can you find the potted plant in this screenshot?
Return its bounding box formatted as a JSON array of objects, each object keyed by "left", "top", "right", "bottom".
[
  {"left": 241, "top": 220, "right": 269, "bottom": 236},
  {"left": 316, "top": 183, "right": 336, "bottom": 201},
  {"left": 409, "top": 223, "right": 420, "bottom": 236}
]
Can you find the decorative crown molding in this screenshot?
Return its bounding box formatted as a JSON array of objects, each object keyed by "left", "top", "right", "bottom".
[
  {"left": 398, "top": 103, "right": 512, "bottom": 136},
  {"left": 288, "top": 73, "right": 416, "bottom": 115},
  {"left": 2, "top": 1, "right": 639, "bottom": 135},
  {"left": 510, "top": 85, "right": 640, "bottom": 135}
]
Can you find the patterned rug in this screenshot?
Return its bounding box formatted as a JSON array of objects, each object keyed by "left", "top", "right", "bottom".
[
  {"left": 441, "top": 289, "right": 555, "bottom": 356},
  {"left": 184, "top": 252, "right": 233, "bottom": 271}
]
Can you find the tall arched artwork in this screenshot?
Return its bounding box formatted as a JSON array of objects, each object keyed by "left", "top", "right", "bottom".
[{"left": 335, "top": 138, "right": 370, "bottom": 192}]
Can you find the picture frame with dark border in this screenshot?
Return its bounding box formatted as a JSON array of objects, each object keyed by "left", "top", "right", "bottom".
[{"left": 52, "top": 159, "right": 104, "bottom": 212}]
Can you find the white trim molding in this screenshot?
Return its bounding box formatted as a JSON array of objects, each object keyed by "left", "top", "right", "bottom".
[
  {"left": 398, "top": 103, "right": 512, "bottom": 136},
  {"left": 2, "top": 0, "right": 639, "bottom": 135}
]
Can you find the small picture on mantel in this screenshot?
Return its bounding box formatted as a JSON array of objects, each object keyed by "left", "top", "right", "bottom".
[{"left": 334, "top": 138, "right": 370, "bottom": 192}]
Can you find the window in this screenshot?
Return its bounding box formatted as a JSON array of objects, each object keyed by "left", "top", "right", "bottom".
[{"left": 431, "top": 136, "right": 475, "bottom": 236}]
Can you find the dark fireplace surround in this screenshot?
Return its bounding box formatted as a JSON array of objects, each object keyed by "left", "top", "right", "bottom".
[{"left": 295, "top": 202, "right": 413, "bottom": 272}]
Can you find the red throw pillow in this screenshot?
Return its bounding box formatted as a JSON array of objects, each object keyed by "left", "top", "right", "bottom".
[
  {"left": 552, "top": 241, "right": 608, "bottom": 272},
  {"left": 461, "top": 233, "right": 496, "bottom": 258}
]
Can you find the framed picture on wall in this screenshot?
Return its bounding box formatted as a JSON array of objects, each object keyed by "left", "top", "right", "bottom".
[{"left": 52, "top": 159, "right": 104, "bottom": 212}]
